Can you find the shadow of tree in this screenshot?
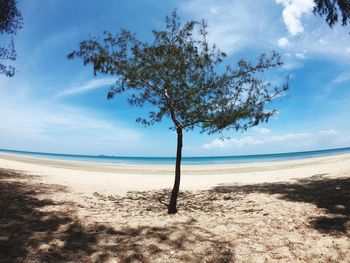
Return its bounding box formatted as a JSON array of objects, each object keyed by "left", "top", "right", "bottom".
[
  {"left": 93, "top": 222, "right": 234, "bottom": 263},
  {"left": 0, "top": 168, "right": 90, "bottom": 262},
  {"left": 0, "top": 169, "right": 234, "bottom": 262},
  {"left": 211, "top": 174, "right": 350, "bottom": 235}
]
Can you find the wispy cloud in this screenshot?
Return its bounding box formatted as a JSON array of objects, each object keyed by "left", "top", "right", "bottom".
[
  {"left": 314, "top": 71, "right": 350, "bottom": 101},
  {"left": 179, "top": 0, "right": 279, "bottom": 54},
  {"left": 269, "top": 132, "right": 312, "bottom": 142},
  {"left": 318, "top": 129, "right": 340, "bottom": 136},
  {"left": 203, "top": 129, "right": 343, "bottom": 149},
  {"left": 0, "top": 98, "right": 141, "bottom": 154},
  {"left": 55, "top": 78, "right": 117, "bottom": 98},
  {"left": 333, "top": 72, "right": 350, "bottom": 84}
]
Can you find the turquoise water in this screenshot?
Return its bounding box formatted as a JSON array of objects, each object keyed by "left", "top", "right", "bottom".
[{"left": 0, "top": 147, "right": 350, "bottom": 165}]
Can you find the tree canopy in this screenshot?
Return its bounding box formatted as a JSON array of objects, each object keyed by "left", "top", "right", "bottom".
[
  {"left": 69, "top": 11, "right": 289, "bottom": 213},
  {"left": 0, "top": 0, "right": 23, "bottom": 77},
  {"left": 69, "top": 12, "right": 288, "bottom": 135},
  {"left": 313, "top": 0, "right": 350, "bottom": 27}
]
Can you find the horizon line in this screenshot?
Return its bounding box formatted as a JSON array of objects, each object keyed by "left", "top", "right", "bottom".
[{"left": 1, "top": 146, "right": 350, "bottom": 159}]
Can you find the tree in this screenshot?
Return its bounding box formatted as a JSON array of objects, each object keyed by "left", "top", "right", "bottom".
[
  {"left": 313, "top": 0, "right": 350, "bottom": 27},
  {"left": 0, "top": 0, "right": 23, "bottom": 77},
  {"left": 69, "top": 11, "right": 289, "bottom": 214}
]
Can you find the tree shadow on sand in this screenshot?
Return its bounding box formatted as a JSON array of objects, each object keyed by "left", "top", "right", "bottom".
[
  {"left": 0, "top": 168, "right": 234, "bottom": 262},
  {"left": 211, "top": 174, "right": 350, "bottom": 236},
  {"left": 0, "top": 168, "right": 93, "bottom": 262}
]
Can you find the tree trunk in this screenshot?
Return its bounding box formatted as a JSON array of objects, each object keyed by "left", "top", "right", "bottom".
[{"left": 168, "top": 127, "right": 183, "bottom": 214}]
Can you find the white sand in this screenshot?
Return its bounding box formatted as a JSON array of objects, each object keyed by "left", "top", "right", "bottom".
[
  {"left": 0, "top": 152, "right": 349, "bottom": 196},
  {"left": 1, "top": 152, "right": 350, "bottom": 262}
]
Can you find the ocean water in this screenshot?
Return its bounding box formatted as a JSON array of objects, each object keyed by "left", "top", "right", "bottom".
[{"left": 0, "top": 147, "right": 350, "bottom": 165}]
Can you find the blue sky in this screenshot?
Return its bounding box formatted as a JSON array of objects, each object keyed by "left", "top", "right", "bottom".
[{"left": 1, "top": 0, "right": 350, "bottom": 157}]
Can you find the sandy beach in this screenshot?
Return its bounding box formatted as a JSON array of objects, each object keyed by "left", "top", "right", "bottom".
[{"left": 1, "top": 152, "right": 349, "bottom": 262}]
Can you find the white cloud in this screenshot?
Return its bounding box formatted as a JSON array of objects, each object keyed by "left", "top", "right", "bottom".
[
  {"left": 278, "top": 37, "right": 289, "bottom": 48},
  {"left": 253, "top": 127, "right": 271, "bottom": 134},
  {"left": 275, "top": 0, "right": 315, "bottom": 36},
  {"left": 269, "top": 132, "right": 311, "bottom": 142},
  {"left": 318, "top": 129, "right": 340, "bottom": 136},
  {"left": 273, "top": 2, "right": 350, "bottom": 61},
  {"left": 295, "top": 52, "right": 306, "bottom": 59},
  {"left": 203, "top": 129, "right": 342, "bottom": 149},
  {"left": 203, "top": 137, "right": 264, "bottom": 149},
  {"left": 178, "top": 0, "right": 350, "bottom": 61},
  {"left": 55, "top": 78, "right": 116, "bottom": 98}
]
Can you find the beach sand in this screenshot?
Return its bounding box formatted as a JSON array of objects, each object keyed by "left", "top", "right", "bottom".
[{"left": 0, "top": 153, "right": 349, "bottom": 262}]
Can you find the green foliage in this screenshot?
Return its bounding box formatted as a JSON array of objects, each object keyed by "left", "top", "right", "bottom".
[
  {"left": 0, "top": 0, "right": 22, "bottom": 34},
  {"left": 69, "top": 11, "right": 288, "bottom": 135},
  {"left": 0, "top": 0, "right": 23, "bottom": 77},
  {"left": 313, "top": 0, "right": 350, "bottom": 27}
]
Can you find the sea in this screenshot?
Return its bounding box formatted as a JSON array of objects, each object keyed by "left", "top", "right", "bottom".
[{"left": 0, "top": 147, "right": 350, "bottom": 165}]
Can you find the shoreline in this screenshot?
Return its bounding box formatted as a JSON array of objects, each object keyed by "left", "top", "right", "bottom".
[
  {"left": 0, "top": 152, "right": 350, "bottom": 196},
  {"left": 1, "top": 146, "right": 350, "bottom": 165},
  {"left": 1, "top": 151, "right": 350, "bottom": 168}
]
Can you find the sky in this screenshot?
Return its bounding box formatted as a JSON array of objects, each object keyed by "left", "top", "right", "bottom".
[{"left": 0, "top": 0, "right": 350, "bottom": 157}]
